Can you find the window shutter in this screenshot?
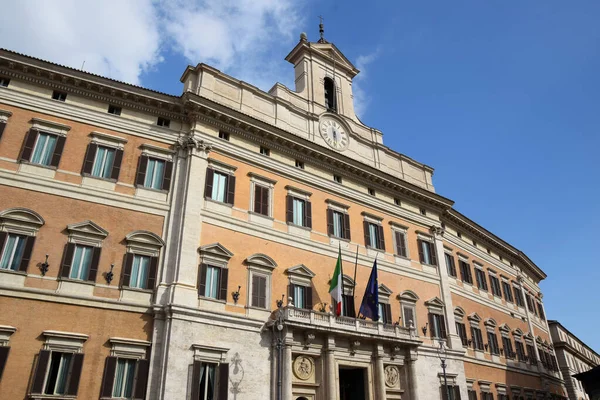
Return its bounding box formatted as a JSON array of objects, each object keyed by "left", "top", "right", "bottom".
[
  {"left": 363, "top": 221, "right": 370, "bottom": 247},
  {"left": 0, "top": 122, "right": 6, "bottom": 140},
  {"left": 454, "top": 386, "right": 462, "bottom": 400},
  {"left": 384, "top": 304, "right": 392, "bottom": 324},
  {"left": 136, "top": 155, "right": 149, "bottom": 186},
  {"left": 111, "top": 149, "right": 124, "bottom": 181},
  {"left": 18, "top": 235, "right": 35, "bottom": 273},
  {"left": 100, "top": 356, "right": 118, "bottom": 398},
  {"left": 198, "top": 264, "right": 208, "bottom": 296},
  {"left": 122, "top": 253, "right": 134, "bottom": 287},
  {"left": 288, "top": 284, "right": 295, "bottom": 304},
  {"left": 218, "top": 362, "right": 229, "bottom": 400},
  {"left": 428, "top": 313, "right": 434, "bottom": 337},
  {"left": 161, "top": 160, "right": 173, "bottom": 191},
  {"left": 0, "top": 232, "right": 6, "bottom": 256},
  {"left": 50, "top": 135, "right": 66, "bottom": 168},
  {"left": 190, "top": 360, "right": 202, "bottom": 400},
  {"left": 343, "top": 213, "right": 351, "bottom": 240},
  {"left": 417, "top": 239, "right": 425, "bottom": 263},
  {"left": 440, "top": 315, "right": 447, "bottom": 338},
  {"left": 430, "top": 242, "right": 438, "bottom": 266},
  {"left": 252, "top": 275, "right": 260, "bottom": 307},
  {"left": 19, "top": 129, "right": 39, "bottom": 162},
  {"left": 258, "top": 276, "right": 267, "bottom": 309},
  {"left": 226, "top": 175, "right": 236, "bottom": 205},
  {"left": 305, "top": 286, "right": 313, "bottom": 310},
  {"left": 0, "top": 346, "right": 10, "bottom": 381},
  {"left": 81, "top": 143, "right": 98, "bottom": 175},
  {"left": 286, "top": 195, "right": 293, "bottom": 223},
  {"left": 403, "top": 306, "right": 414, "bottom": 328},
  {"left": 60, "top": 243, "right": 76, "bottom": 278},
  {"left": 346, "top": 296, "right": 356, "bottom": 318},
  {"left": 261, "top": 187, "right": 269, "bottom": 216},
  {"left": 204, "top": 168, "right": 214, "bottom": 198},
  {"left": 396, "top": 232, "right": 407, "bottom": 257},
  {"left": 326, "top": 209, "right": 334, "bottom": 236},
  {"left": 133, "top": 359, "right": 149, "bottom": 399},
  {"left": 441, "top": 385, "right": 449, "bottom": 400},
  {"left": 31, "top": 350, "right": 51, "bottom": 394},
  {"left": 87, "top": 246, "right": 102, "bottom": 282},
  {"left": 254, "top": 185, "right": 262, "bottom": 214},
  {"left": 377, "top": 224, "right": 385, "bottom": 250},
  {"left": 219, "top": 268, "right": 229, "bottom": 301},
  {"left": 146, "top": 256, "right": 159, "bottom": 290},
  {"left": 304, "top": 201, "right": 312, "bottom": 228}
]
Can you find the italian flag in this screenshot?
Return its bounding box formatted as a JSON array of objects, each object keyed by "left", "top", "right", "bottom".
[{"left": 329, "top": 246, "right": 344, "bottom": 316}]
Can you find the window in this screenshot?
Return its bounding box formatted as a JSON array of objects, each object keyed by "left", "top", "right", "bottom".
[
  {"left": 487, "top": 331, "right": 500, "bottom": 355},
  {"left": 459, "top": 260, "right": 473, "bottom": 284},
  {"left": 502, "top": 281, "right": 513, "bottom": 302},
  {"left": 502, "top": 336, "right": 514, "bottom": 359},
  {"left": 157, "top": 117, "right": 170, "bottom": 128},
  {"left": 286, "top": 195, "right": 311, "bottom": 228},
  {"left": 122, "top": 231, "right": 163, "bottom": 291},
  {"left": 429, "top": 313, "right": 447, "bottom": 338},
  {"left": 368, "top": 188, "right": 375, "bottom": 196},
  {"left": 394, "top": 230, "right": 408, "bottom": 257},
  {"left": 525, "top": 292, "right": 534, "bottom": 313},
  {"left": 289, "top": 284, "right": 312, "bottom": 309},
  {"left": 327, "top": 209, "right": 350, "bottom": 240},
  {"left": 0, "top": 233, "right": 27, "bottom": 271},
  {"left": 475, "top": 268, "right": 488, "bottom": 291},
  {"left": 536, "top": 302, "right": 545, "bottom": 321},
  {"left": 218, "top": 131, "right": 230, "bottom": 141},
  {"left": 440, "top": 384, "right": 461, "bottom": 400},
  {"left": 251, "top": 274, "right": 267, "bottom": 308},
  {"left": 205, "top": 168, "right": 235, "bottom": 204},
  {"left": 513, "top": 286, "right": 524, "bottom": 307},
  {"left": 419, "top": 208, "right": 427, "bottom": 216},
  {"left": 198, "top": 264, "right": 228, "bottom": 301},
  {"left": 60, "top": 242, "right": 102, "bottom": 283},
  {"left": 364, "top": 221, "right": 385, "bottom": 250},
  {"left": 515, "top": 340, "right": 526, "bottom": 361},
  {"left": 0, "top": 77, "right": 9, "bottom": 87},
  {"left": 445, "top": 253, "right": 457, "bottom": 277},
  {"left": 456, "top": 322, "right": 468, "bottom": 346},
  {"left": 480, "top": 392, "right": 494, "bottom": 400},
  {"left": 20, "top": 129, "right": 66, "bottom": 167},
  {"left": 457, "top": 232, "right": 462, "bottom": 238},
  {"left": 468, "top": 390, "right": 478, "bottom": 400},
  {"left": 333, "top": 174, "right": 342, "bottom": 183},
  {"left": 489, "top": 273, "right": 502, "bottom": 297},
  {"left": 295, "top": 160, "right": 304, "bottom": 169},
  {"left": 44, "top": 352, "right": 75, "bottom": 395},
  {"left": 471, "top": 326, "right": 484, "bottom": 351},
  {"left": 108, "top": 105, "right": 122, "bottom": 115},
  {"left": 259, "top": 146, "right": 270, "bottom": 156},
  {"left": 341, "top": 294, "right": 356, "bottom": 318},
  {"left": 129, "top": 255, "right": 151, "bottom": 289},
  {"left": 324, "top": 77, "right": 336, "bottom": 111},
  {"left": 399, "top": 291, "right": 418, "bottom": 329},
  {"left": 377, "top": 302, "right": 393, "bottom": 324},
  {"left": 136, "top": 155, "right": 174, "bottom": 191},
  {"left": 417, "top": 239, "right": 437, "bottom": 265},
  {"left": 394, "top": 198, "right": 401, "bottom": 206},
  {"left": 111, "top": 358, "right": 137, "bottom": 397},
  {"left": 253, "top": 184, "right": 270, "bottom": 216},
  {"left": 191, "top": 360, "right": 229, "bottom": 400},
  {"left": 52, "top": 91, "right": 67, "bottom": 101}
]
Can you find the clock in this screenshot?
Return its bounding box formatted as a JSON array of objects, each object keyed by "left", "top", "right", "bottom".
[{"left": 319, "top": 117, "right": 349, "bottom": 151}]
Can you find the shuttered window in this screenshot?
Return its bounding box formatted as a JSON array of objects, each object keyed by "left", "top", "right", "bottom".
[
  {"left": 251, "top": 274, "right": 267, "bottom": 309},
  {"left": 122, "top": 253, "right": 159, "bottom": 290},
  {"left": 471, "top": 327, "right": 484, "bottom": 350},
  {"left": 475, "top": 268, "right": 488, "bottom": 291},
  {"left": 441, "top": 384, "right": 462, "bottom": 400},
  {"left": 378, "top": 303, "right": 393, "bottom": 324},
  {"left": 515, "top": 340, "right": 526, "bottom": 361},
  {"left": 513, "top": 286, "right": 525, "bottom": 306},
  {"left": 197, "top": 264, "right": 228, "bottom": 301},
  {"left": 19, "top": 129, "right": 66, "bottom": 168},
  {"left": 363, "top": 221, "right": 385, "bottom": 251},
  {"left": 402, "top": 305, "right": 416, "bottom": 328},
  {"left": 100, "top": 356, "right": 149, "bottom": 399},
  {"left": 487, "top": 332, "right": 500, "bottom": 355},
  {"left": 459, "top": 261, "right": 473, "bottom": 284},
  {"left": 253, "top": 185, "right": 270, "bottom": 216},
  {"left": 489, "top": 274, "right": 502, "bottom": 297},
  {"left": 286, "top": 196, "right": 312, "bottom": 228},
  {"left": 136, "top": 155, "right": 174, "bottom": 191},
  {"left": 81, "top": 144, "right": 124, "bottom": 180},
  {"left": 526, "top": 343, "right": 537, "bottom": 365},
  {"left": 502, "top": 336, "right": 514, "bottom": 358},
  {"left": 502, "top": 281, "right": 513, "bottom": 302},
  {"left": 31, "top": 350, "right": 84, "bottom": 396},
  {"left": 191, "top": 361, "right": 229, "bottom": 400},
  {"left": 428, "top": 313, "right": 447, "bottom": 338},
  {"left": 456, "top": 322, "right": 468, "bottom": 346},
  {"left": 444, "top": 253, "right": 457, "bottom": 277},
  {"left": 288, "top": 284, "right": 313, "bottom": 310},
  {"left": 60, "top": 243, "right": 102, "bottom": 283},
  {"left": 417, "top": 239, "right": 437, "bottom": 265},
  {"left": 394, "top": 231, "right": 407, "bottom": 257},
  {"left": 0, "top": 233, "right": 34, "bottom": 271}
]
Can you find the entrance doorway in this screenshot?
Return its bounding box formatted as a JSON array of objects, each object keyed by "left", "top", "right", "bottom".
[{"left": 339, "top": 367, "right": 367, "bottom": 400}]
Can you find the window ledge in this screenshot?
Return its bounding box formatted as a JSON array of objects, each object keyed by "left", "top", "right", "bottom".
[
  {"left": 136, "top": 184, "right": 168, "bottom": 194},
  {"left": 0, "top": 268, "right": 26, "bottom": 276},
  {"left": 81, "top": 173, "right": 117, "bottom": 183},
  {"left": 205, "top": 198, "right": 233, "bottom": 208},
  {"left": 121, "top": 286, "right": 153, "bottom": 293},
  {"left": 286, "top": 222, "right": 311, "bottom": 231},
  {"left": 58, "top": 278, "right": 96, "bottom": 286},
  {"left": 248, "top": 211, "right": 274, "bottom": 220},
  {"left": 81, "top": 176, "right": 117, "bottom": 191},
  {"left": 29, "top": 395, "right": 77, "bottom": 400},
  {"left": 328, "top": 234, "right": 350, "bottom": 242},
  {"left": 198, "top": 296, "right": 226, "bottom": 304},
  {"left": 365, "top": 245, "right": 385, "bottom": 252}
]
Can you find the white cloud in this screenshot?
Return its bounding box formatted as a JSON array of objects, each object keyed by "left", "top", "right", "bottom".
[
  {"left": 353, "top": 50, "right": 381, "bottom": 118},
  {"left": 0, "top": 0, "right": 163, "bottom": 85}
]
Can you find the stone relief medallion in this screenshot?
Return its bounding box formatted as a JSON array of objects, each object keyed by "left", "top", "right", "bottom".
[
  {"left": 293, "top": 355, "right": 315, "bottom": 381},
  {"left": 384, "top": 365, "right": 400, "bottom": 388}
]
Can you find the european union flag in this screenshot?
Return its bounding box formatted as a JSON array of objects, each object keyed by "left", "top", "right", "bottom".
[{"left": 358, "top": 260, "right": 379, "bottom": 321}]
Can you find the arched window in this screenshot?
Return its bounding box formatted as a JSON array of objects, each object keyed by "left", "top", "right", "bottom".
[{"left": 324, "top": 77, "right": 337, "bottom": 112}]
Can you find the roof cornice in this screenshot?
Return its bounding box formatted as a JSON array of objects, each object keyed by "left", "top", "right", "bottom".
[{"left": 0, "top": 49, "right": 185, "bottom": 120}]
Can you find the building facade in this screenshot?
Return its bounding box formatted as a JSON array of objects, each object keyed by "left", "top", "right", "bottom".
[
  {"left": 0, "top": 31, "right": 568, "bottom": 400},
  {"left": 549, "top": 321, "right": 599, "bottom": 400}
]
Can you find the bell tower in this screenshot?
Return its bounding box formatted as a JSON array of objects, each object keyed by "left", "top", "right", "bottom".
[{"left": 284, "top": 21, "right": 361, "bottom": 122}]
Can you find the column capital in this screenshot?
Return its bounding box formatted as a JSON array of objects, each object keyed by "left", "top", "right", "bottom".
[
  {"left": 175, "top": 134, "right": 212, "bottom": 158},
  {"left": 429, "top": 225, "right": 445, "bottom": 238}
]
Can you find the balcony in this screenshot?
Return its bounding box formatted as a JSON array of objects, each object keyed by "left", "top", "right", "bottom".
[{"left": 276, "top": 306, "right": 422, "bottom": 345}]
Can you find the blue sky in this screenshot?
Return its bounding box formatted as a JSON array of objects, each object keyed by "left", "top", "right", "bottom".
[{"left": 2, "top": 1, "right": 599, "bottom": 351}]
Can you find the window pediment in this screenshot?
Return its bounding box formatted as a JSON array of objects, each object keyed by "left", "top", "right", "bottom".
[
  {"left": 468, "top": 313, "right": 481, "bottom": 323},
  {"left": 286, "top": 264, "right": 315, "bottom": 287},
  {"left": 246, "top": 253, "right": 277, "bottom": 271},
  {"left": 0, "top": 207, "right": 45, "bottom": 235},
  {"left": 42, "top": 330, "right": 88, "bottom": 352},
  {"left": 424, "top": 297, "right": 444, "bottom": 309},
  {"left": 513, "top": 328, "right": 524, "bottom": 337},
  {"left": 484, "top": 318, "right": 497, "bottom": 328},
  {"left": 198, "top": 243, "right": 233, "bottom": 266},
  {"left": 378, "top": 284, "right": 393, "bottom": 297},
  {"left": 499, "top": 323, "right": 511, "bottom": 333},
  {"left": 67, "top": 220, "right": 108, "bottom": 247},
  {"left": 126, "top": 230, "right": 165, "bottom": 257},
  {"left": 454, "top": 307, "right": 465, "bottom": 320},
  {"left": 398, "top": 290, "right": 419, "bottom": 303}
]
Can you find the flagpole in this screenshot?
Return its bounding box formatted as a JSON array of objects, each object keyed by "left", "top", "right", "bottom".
[
  {"left": 351, "top": 245, "right": 359, "bottom": 300},
  {"left": 339, "top": 243, "right": 344, "bottom": 314}
]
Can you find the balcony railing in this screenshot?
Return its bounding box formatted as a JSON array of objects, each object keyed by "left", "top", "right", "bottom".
[{"left": 280, "top": 306, "right": 418, "bottom": 342}]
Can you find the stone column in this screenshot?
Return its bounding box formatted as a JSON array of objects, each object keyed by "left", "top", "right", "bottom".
[
  {"left": 518, "top": 276, "right": 542, "bottom": 371},
  {"left": 326, "top": 335, "right": 337, "bottom": 400},
  {"left": 374, "top": 344, "right": 387, "bottom": 400},
  {"left": 430, "top": 226, "right": 463, "bottom": 350},
  {"left": 158, "top": 128, "right": 212, "bottom": 308},
  {"left": 407, "top": 351, "right": 420, "bottom": 400},
  {"left": 282, "top": 332, "right": 293, "bottom": 400}
]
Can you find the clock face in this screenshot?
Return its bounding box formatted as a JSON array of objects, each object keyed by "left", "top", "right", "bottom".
[{"left": 319, "top": 118, "right": 349, "bottom": 150}]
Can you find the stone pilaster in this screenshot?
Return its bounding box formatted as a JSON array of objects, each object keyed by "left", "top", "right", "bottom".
[
  {"left": 375, "top": 344, "right": 387, "bottom": 400},
  {"left": 430, "top": 226, "right": 463, "bottom": 350},
  {"left": 518, "top": 276, "right": 542, "bottom": 371},
  {"left": 326, "top": 335, "right": 337, "bottom": 400},
  {"left": 283, "top": 332, "right": 293, "bottom": 400},
  {"left": 407, "top": 351, "right": 420, "bottom": 400}
]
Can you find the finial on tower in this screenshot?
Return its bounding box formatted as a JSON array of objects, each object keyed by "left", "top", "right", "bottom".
[{"left": 318, "top": 15, "right": 328, "bottom": 43}]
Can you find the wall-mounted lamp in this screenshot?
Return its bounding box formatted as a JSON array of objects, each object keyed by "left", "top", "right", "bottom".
[
  {"left": 105, "top": 264, "right": 115, "bottom": 285},
  {"left": 232, "top": 286, "right": 241, "bottom": 304},
  {"left": 39, "top": 254, "right": 49, "bottom": 276},
  {"left": 317, "top": 302, "right": 328, "bottom": 313},
  {"left": 421, "top": 323, "right": 428, "bottom": 336},
  {"left": 467, "top": 339, "right": 473, "bottom": 346},
  {"left": 484, "top": 343, "right": 489, "bottom": 351},
  {"left": 276, "top": 294, "right": 285, "bottom": 309}
]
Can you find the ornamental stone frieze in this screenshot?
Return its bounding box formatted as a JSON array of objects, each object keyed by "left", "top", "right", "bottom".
[{"left": 292, "top": 355, "right": 315, "bottom": 381}]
